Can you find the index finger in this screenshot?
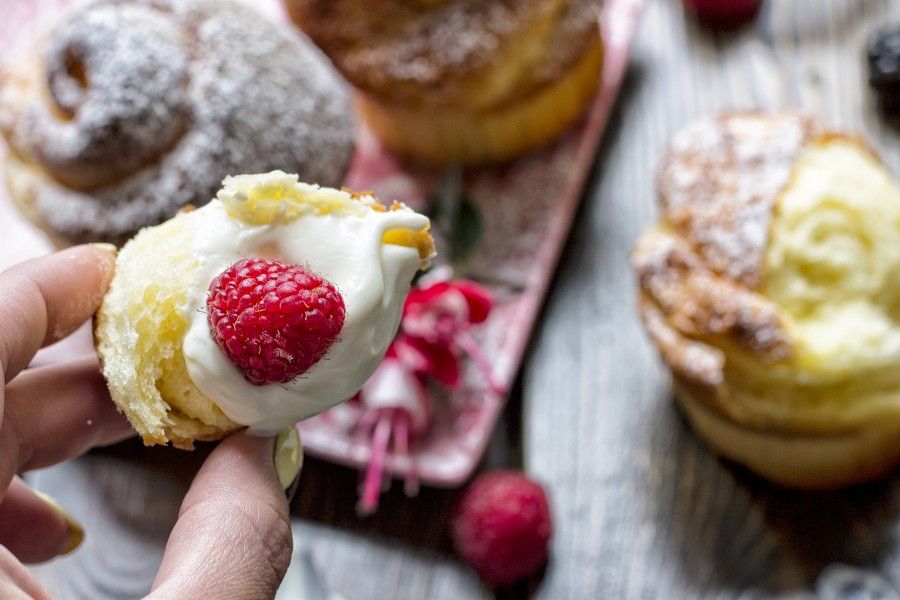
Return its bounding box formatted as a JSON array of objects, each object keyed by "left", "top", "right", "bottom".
[{"left": 0, "top": 244, "right": 116, "bottom": 382}]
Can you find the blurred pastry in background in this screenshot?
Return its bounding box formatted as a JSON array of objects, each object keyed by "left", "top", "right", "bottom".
[
  {"left": 868, "top": 25, "right": 900, "bottom": 116},
  {"left": 633, "top": 111, "right": 900, "bottom": 489},
  {"left": 0, "top": 0, "right": 355, "bottom": 246},
  {"left": 285, "top": 0, "right": 603, "bottom": 166}
]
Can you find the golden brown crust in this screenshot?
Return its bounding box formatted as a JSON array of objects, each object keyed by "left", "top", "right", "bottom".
[
  {"left": 160, "top": 409, "right": 236, "bottom": 451},
  {"left": 655, "top": 111, "right": 823, "bottom": 288},
  {"left": 353, "top": 34, "right": 603, "bottom": 165},
  {"left": 633, "top": 228, "right": 792, "bottom": 367},
  {"left": 286, "top": 0, "right": 601, "bottom": 108},
  {"left": 632, "top": 226, "right": 792, "bottom": 397}
]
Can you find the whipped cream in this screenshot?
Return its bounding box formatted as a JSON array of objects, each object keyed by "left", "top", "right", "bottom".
[{"left": 180, "top": 172, "right": 432, "bottom": 434}]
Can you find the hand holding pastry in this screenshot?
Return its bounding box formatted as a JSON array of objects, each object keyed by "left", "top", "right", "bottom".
[
  {"left": 634, "top": 111, "right": 900, "bottom": 488},
  {"left": 0, "top": 245, "right": 302, "bottom": 598}
]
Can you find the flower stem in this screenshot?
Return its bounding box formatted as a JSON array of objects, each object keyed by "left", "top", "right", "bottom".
[
  {"left": 358, "top": 414, "right": 392, "bottom": 515},
  {"left": 456, "top": 331, "right": 505, "bottom": 396},
  {"left": 393, "top": 413, "right": 419, "bottom": 497}
]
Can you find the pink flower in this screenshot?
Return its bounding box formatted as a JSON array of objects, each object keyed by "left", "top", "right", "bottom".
[
  {"left": 403, "top": 281, "right": 492, "bottom": 337},
  {"left": 396, "top": 280, "right": 493, "bottom": 388},
  {"left": 354, "top": 278, "right": 498, "bottom": 514}
]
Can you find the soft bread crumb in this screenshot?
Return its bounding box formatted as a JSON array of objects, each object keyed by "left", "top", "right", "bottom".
[{"left": 95, "top": 210, "right": 239, "bottom": 448}]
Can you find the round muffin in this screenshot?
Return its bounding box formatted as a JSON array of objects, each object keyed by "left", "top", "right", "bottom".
[
  {"left": 285, "top": 0, "right": 603, "bottom": 166},
  {"left": 96, "top": 172, "right": 435, "bottom": 449},
  {"left": 0, "top": 0, "right": 355, "bottom": 247},
  {"left": 633, "top": 111, "right": 900, "bottom": 489}
]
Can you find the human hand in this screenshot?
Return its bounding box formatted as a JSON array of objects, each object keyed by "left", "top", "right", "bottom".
[{"left": 0, "top": 245, "right": 302, "bottom": 599}]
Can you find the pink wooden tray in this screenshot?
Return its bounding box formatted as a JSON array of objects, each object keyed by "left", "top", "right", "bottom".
[
  {"left": 299, "top": 0, "right": 646, "bottom": 487},
  {"left": 0, "top": 0, "right": 645, "bottom": 487}
]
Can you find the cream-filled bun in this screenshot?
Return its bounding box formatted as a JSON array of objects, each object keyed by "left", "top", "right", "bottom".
[
  {"left": 96, "top": 172, "right": 435, "bottom": 449},
  {"left": 633, "top": 112, "right": 900, "bottom": 488}
]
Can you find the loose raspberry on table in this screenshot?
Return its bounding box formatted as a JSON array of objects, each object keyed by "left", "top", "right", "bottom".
[
  {"left": 206, "top": 257, "right": 345, "bottom": 385},
  {"left": 451, "top": 470, "right": 553, "bottom": 587}
]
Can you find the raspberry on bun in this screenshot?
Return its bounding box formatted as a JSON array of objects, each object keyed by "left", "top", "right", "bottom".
[{"left": 96, "top": 172, "right": 435, "bottom": 448}]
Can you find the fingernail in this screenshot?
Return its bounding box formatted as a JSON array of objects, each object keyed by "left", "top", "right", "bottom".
[
  {"left": 33, "top": 490, "right": 85, "bottom": 555},
  {"left": 274, "top": 427, "right": 303, "bottom": 490},
  {"left": 88, "top": 242, "right": 118, "bottom": 255}
]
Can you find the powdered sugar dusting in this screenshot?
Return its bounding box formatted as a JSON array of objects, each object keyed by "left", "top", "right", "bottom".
[
  {"left": 1, "top": 0, "right": 354, "bottom": 244},
  {"left": 19, "top": 4, "right": 191, "bottom": 190},
  {"left": 632, "top": 227, "right": 791, "bottom": 368},
  {"left": 657, "top": 112, "right": 819, "bottom": 288},
  {"left": 293, "top": 0, "right": 601, "bottom": 105}
]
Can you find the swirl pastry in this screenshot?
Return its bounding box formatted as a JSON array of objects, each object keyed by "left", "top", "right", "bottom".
[
  {"left": 633, "top": 111, "right": 900, "bottom": 488},
  {"left": 96, "top": 171, "right": 435, "bottom": 449},
  {"left": 285, "top": 0, "right": 603, "bottom": 166},
  {"left": 0, "top": 0, "right": 355, "bottom": 246}
]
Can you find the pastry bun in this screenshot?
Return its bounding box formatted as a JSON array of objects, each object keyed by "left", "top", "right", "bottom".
[
  {"left": 96, "top": 173, "right": 435, "bottom": 449},
  {"left": 0, "top": 0, "right": 354, "bottom": 246},
  {"left": 285, "top": 0, "right": 602, "bottom": 166},
  {"left": 633, "top": 111, "right": 900, "bottom": 488}
]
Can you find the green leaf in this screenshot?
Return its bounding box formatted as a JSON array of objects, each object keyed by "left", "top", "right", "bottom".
[
  {"left": 425, "top": 169, "right": 483, "bottom": 267},
  {"left": 450, "top": 195, "right": 482, "bottom": 264}
]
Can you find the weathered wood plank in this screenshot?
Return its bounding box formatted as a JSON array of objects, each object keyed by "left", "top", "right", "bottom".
[{"left": 526, "top": 1, "right": 900, "bottom": 599}]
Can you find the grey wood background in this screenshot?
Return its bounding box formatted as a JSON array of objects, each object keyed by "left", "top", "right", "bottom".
[{"left": 26, "top": 0, "right": 900, "bottom": 598}]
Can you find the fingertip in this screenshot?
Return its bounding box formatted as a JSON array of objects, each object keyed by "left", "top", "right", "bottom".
[
  {"left": 189, "top": 430, "right": 283, "bottom": 509},
  {"left": 81, "top": 243, "right": 117, "bottom": 290},
  {"left": 31, "top": 490, "right": 84, "bottom": 556},
  {"left": 153, "top": 431, "right": 295, "bottom": 598},
  {"left": 0, "top": 479, "right": 82, "bottom": 564},
  {"left": 216, "top": 430, "right": 277, "bottom": 468}
]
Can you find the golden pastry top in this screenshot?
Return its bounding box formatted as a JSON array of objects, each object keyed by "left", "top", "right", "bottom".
[
  {"left": 286, "top": 0, "right": 602, "bottom": 109},
  {"left": 218, "top": 171, "right": 436, "bottom": 267},
  {"left": 655, "top": 112, "right": 823, "bottom": 288},
  {"left": 634, "top": 112, "right": 900, "bottom": 432}
]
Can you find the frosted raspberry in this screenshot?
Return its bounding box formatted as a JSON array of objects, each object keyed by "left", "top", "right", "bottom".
[
  {"left": 451, "top": 471, "right": 553, "bottom": 587},
  {"left": 206, "top": 257, "right": 345, "bottom": 385}
]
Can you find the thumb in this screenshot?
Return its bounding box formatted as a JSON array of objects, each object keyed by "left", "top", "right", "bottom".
[{"left": 149, "top": 430, "right": 301, "bottom": 600}]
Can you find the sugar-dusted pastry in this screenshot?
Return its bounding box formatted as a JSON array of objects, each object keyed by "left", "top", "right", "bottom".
[
  {"left": 633, "top": 111, "right": 900, "bottom": 488},
  {"left": 96, "top": 172, "right": 435, "bottom": 449},
  {"left": 285, "top": 0, "right": 603, "bottom": 166},
  {"left": 0, "top": 0, "right": 354, "bottom": 247}
]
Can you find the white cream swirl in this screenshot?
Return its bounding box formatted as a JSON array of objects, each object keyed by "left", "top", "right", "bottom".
[{"left": 180, "top": 172, "right": 432, "bottom": 434}]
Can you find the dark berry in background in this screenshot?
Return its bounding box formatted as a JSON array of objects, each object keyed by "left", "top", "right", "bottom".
[
  {"left": 869, "top": 26, "right": 900, "bottom": 116},
  {"left": 683, "top": 0, "right": 763, "bottom": 30}
]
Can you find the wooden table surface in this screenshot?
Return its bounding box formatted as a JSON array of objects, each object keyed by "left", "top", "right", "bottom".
[{"left": 27, "top": 0, "right": 900, "bottom": 598}]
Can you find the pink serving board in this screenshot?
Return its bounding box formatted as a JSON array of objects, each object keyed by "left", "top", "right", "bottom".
[
  {"left": 0, "top": 0, "right": 644, "bottom": 486},
  {"left": 302, "top": 0, "right": 645, "bottom": 486}
]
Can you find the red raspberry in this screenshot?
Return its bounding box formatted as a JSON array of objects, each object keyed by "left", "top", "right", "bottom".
[
  {"left": 451, "top": 471, "right": 553, "bottom": 587},
  {"left": 684, "top": 0, "right": 762, "bottom": 28},
  {"left": 206, "top": 258, "right": 345, "bottom": 385}
]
